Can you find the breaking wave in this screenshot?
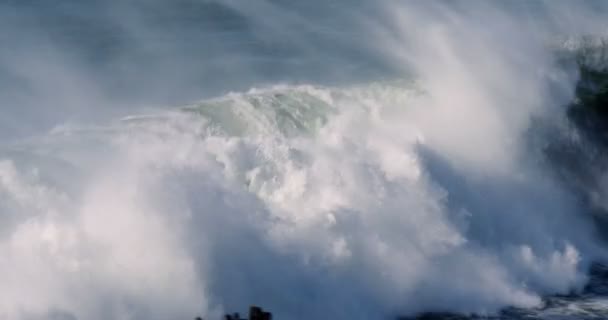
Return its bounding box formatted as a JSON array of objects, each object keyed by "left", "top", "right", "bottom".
[
  {"left": 1, "top": 75, "right": 606, "bottom": 319},
  {"left": 3, "top": 1, "right": 608, "bottom": 320}
]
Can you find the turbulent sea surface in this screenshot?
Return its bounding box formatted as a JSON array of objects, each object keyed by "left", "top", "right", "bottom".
[{"left": 2, "top": 1, "right": 608, "bottom": 320}]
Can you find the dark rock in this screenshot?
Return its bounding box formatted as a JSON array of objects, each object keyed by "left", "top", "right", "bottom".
[
  {"left": 222, "top": 306, "right": 272, "bottom": 320},
  {"left": 249, "top": 306, "right": 272, "bottom": 320}
]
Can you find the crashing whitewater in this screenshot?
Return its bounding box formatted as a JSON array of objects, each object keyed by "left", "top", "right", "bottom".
[
  {"left": 2, "top": 1, "right": 608, "bottom": 320},
  {"left": 1, "top": 76, "right": 606, "bottom": 319}
]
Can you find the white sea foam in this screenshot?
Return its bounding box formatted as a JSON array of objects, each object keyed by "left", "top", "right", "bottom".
[{"left": 0, "top": 78, "right": 603, "bottom": 320}]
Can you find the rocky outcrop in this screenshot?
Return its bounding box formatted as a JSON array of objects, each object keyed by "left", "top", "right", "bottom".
[{"left": 196, "top": 306, "right": 272, "bottom": 320}]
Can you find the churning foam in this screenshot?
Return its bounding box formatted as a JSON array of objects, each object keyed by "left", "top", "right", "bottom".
[{"left": 0, "top": 79, "right": 604, "bottom": 319}]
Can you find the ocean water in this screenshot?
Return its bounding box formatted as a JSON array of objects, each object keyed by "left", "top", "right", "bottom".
[{"left": 2, "top": 1, "right": 608, "bottom": 319}]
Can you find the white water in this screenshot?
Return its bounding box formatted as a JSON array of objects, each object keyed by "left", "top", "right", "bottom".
[
  {"left": 2, "top": 1, "right": 608, "bottom": 320},
  {"left": 0, "top": 79, "right": 603, "bottom": 319}
]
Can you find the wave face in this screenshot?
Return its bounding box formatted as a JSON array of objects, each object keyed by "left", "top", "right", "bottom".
[
  {"left": 0, "top": 80, "right": 603, "bottom": 319},
  {"left": 2, "top": 1, "right": 608, "bottom": 320}
]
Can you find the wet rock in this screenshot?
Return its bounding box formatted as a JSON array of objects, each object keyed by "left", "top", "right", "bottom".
[{"left": 249, "top": 306, "right": 272, "bottom": 320}]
